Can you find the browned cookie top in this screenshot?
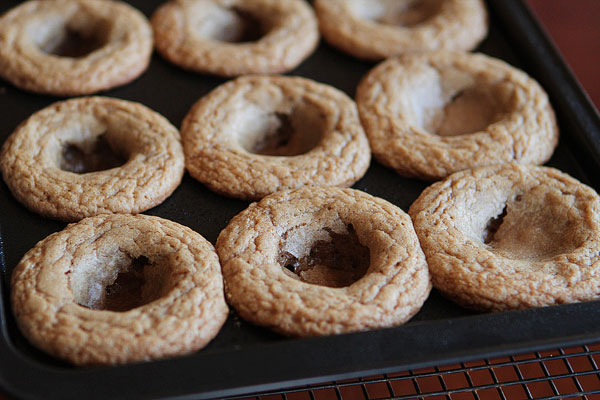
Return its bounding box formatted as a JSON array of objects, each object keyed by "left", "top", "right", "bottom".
[
  {"left": 151, "top": 0, "right": 319, "bottom": 76},
  {"left": 0, "top": 97, "right": 185, "bottom": 221},
  {"left": 314, "top": 0, "right": 488, "bottom": 61},
  {"left": 409, "top": 163, "right": 600, "bottom": 311},
  {"left": 0, "top": 0, "right": 153, "bottom": 96},
  {"left": 217, "top": 186, "right": 431, "bottom": 336},
  {"left": 181, "top": 75, "right": 371, "bottom": 200},
  {"left": 11, "top": 213, "right": 229, "bottom": 366},
  {"left": 356, "top": 51, "right": 558, "bottom": 180}
]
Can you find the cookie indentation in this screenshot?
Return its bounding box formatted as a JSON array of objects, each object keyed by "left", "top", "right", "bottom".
[
  {"left": 485, "top": 193, "right": 587, "bottom": 262},
  {"left": 433, "top": 86, "right": 508, "bottom": 137},
  {"left": 279, "top": 224, "right": 370, "bottom": 288},
  {"left": 194, "top": 4, "right": 264, "bottom": 43},
  {"left": 348, "top": 0, "right": 441, "bottom": 27},
  {"left": 102, "top": 256, "right": 167, "bottom": 312},
  {"left": 60, "top": 134, "right": 127, "bottom": 173},
  {"left": 40, "top": 23, "right": 108, "bottom": 58},
  {"left": 240, "top": 106, "right": 325, "bottom": 157},
  {"left": 71, "top": 255, "right": 169, "bottom": 312}
]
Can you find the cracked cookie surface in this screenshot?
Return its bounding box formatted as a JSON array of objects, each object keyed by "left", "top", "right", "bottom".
[
  {"left": 314, "top": 0, "right": 487, "bottom": 61},
  {"left": 409, "top": 163, "right": 600, "bottom": 311},
  {"left": 356, "top": 51, "right": 558, "bottom": 180},
  {"left": 0, "top": 0, "right": 153, "bottom": 96},
  {"left": 217, "top": 186, "right": 431, "bottom": 336},
  {"left": 0, "top": 97, "right": 185, "bottom": 221},
  {"left": 151, "top": 0, "right": 319, "bottom": 76},
  {"left": 10, "top": 213, "right": 229, "bottom": 366},
  {"left": 181, "top": 75, "right": 371, "bottom": 200}
]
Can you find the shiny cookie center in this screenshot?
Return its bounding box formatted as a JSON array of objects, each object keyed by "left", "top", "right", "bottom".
[
  {"left": 35, "top": 12, "right": 111, "bottom": 58},
  {"left": 279, "top": 224, "right": 370, "bottom": 288},
  {"left": 238, "top": 104, "right": 326, "bottom": 157},
  {"left": 70, "top": 256, "right": 170, "bottom": 312},
  {"left": 348, "top": 0, "right": 442, "bottom": 27},
  {"left": 60, "top": 133, "right": 128, "bottom": 173}
]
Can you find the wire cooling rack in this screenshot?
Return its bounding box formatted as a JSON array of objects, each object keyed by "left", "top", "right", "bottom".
[{"left": 228, "top": 344, "right": 600, "bottom": 400}]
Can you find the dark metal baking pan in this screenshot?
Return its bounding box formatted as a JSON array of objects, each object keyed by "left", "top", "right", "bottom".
[{"left": 1, "top": 0, "right": 600, "bottom": 398}]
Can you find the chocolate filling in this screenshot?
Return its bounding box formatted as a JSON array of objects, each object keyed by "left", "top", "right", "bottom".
[
  {"left": 60, "top": 134, "right": 127, "bottom": 173},
  {"left": 41, "top": 27, "right": 106, "bottom": 58},
  {"left": 243, "top": 107, "right": 325, "bottom": 157},
  {"left": 103, "top": 256, "right": 155, "bottom": 312},
  {"left": 483, "top": 206, "right": 507, "bottom": 244},
  {"left": 279, "top": 225, "right": 370, "bottom": 288},
  {"left": 72, "top": 256, "right": 169, "bottom": 312},
  {"left": 228, "top": 8, "right": 265, "bottom": 43},
  {"left": 251, "top": 113, "right": 296, "bottom": 156}
]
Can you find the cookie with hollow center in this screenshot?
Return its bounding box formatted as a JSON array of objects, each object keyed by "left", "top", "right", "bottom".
[
  {"left": 181, "top": 75, "right": 371, "bottom": 200},
  {"left": 0, "top": 97, "right": 185, "bottom": 221},
  {"left": 314, "top": 0, "right": 488, "bottom": 61},
  {"left": 356, "top": 51, "right": 559, "bottom": 181},
  {"left": 0, "top": 0, "right": 153, "bottom": 96},
  {"left": 10, "top": 213, "right": 229, "bottom": 366},
  {"left": 217, "top": 186, "right": 431, "bottom": 336},
  {"left": 151, "top": 0, "right": 319, "bottom": 76},
  {"left": 409, "top": 163, "right": 600, "bottom": 312}
]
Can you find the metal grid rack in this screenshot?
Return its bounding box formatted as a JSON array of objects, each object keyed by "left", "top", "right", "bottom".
[{"left": 230, "top": 344, "right": 600, "bottom": 400}]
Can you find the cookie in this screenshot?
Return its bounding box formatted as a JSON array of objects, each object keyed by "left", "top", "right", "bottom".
[
  {"left": 0, "top": 97, "right": 185, "bottom": 222},
  {"left": 151, "top": 0, "right": 319, "bottom": 76},
  {"left": 314, "top": 0, "right": 488, "bottom": 61},
  {"left": 10, "top": 213, "right": 229, "bottom": 366},
  {"left": 356, "top": 51, "right": 559, "bottom": 180},
  {"left": 409, "top": 163, "right": 600, "bottom": 312},
  {"left": 0, "top": 0, "right": 153, "bottom": 96},
  {"left": 217, "top": 187, "right": 431, "bottom": 336},
  {"left": 181, "top": 75, "right": 371, "bottom": 200}
]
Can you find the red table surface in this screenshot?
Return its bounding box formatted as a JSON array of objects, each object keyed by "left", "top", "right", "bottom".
[
  {"left": 526, "top": 0, "right": 600, "bottom": 110},
  {"left": 1, "top": 1, "right": 599, "bottom": 400}
]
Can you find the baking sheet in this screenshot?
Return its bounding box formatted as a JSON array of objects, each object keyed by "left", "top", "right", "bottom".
[{"left": 2, "top": 0, "right": 600, "bottom": 398}]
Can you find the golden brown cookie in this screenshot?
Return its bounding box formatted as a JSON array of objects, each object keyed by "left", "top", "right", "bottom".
[
  {"left": 0, "top": 0, "right": 153, "bottom": 96},
  {"left": 0, "top": 97, "right": 185, "bottom": 222},
  {"left": 217, "top": 186, "right": 431, "bottom": 336},
  {"left": 314, "top": 0, "right": 488, "bottom": 61},
  {"left": 356, "top": 51, "right": 559, "bottom": 181},
  {"left": 409, "top": 163, "right": 600, "bottom": 312},
  {"left": 181, "top": 75, "right": 371, "bottom": 200},
  {"left": 10, "top": 213, "right": 229, "bottom": 366},
  {"left": 151, "top": 0, "right": 319, "bottom": 76}
]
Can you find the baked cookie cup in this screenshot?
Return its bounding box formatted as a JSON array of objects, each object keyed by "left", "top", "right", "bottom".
[
  {"left": 0, "top": 97, "right": 185, "bottom": 222},
  {"left": 181, "top": 75, "right": 371, "bottom": 200},
  {"left": 356, "top": 51, "right": 558, "bottom": 180},
  {"left": 0, "top": 0, "right": 153, "bottom": 96},
  {"left": 314, "top": 0, "right": 488, "bottom": 61},
  {"left": 217, "top": 187, "right": 431, "bottom": 337},
  {"left": 151, "top": 0, "right": 319, "bottom": 76},
  {"left": 409, "top": 163, "right": 600, "bottom": 312},
  {"left": 10, "top": 213, "right": 229, "bottom": 366}
]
